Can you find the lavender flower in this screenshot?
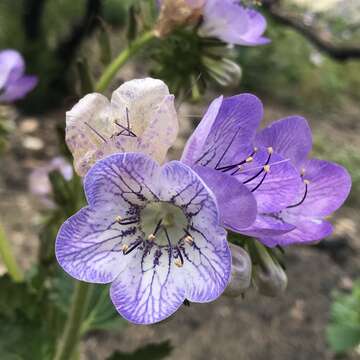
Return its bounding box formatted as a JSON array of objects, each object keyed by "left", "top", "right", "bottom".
[
  {"left": 156, "top": 0, "right": 270, "bottom": 46},
  {"left": 181, "top": 94, "right": 302, "bottom": 236},
  {"left": 66, "top": 78, "right": 178, "bottom": 176},
  {"left": 253, "top": 117, "right": 351, "bottom": 246},
  {"left": 199, "top": 0, "right": 270, "bottom": 46},
  {"left": 0, "top": 49, "right": 38, "bottom": 102},
  {"left": 56, "top": 153, "right": 231, "bottom": 324},
  {"left": 181, "top": 94, "right": 351, "bottom": 246}
]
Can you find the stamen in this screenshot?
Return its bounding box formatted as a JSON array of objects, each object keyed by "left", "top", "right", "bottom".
[
  {"left": 115, "top": 215, "right": 139, "bottom": 225},
  {"left": 121, "top": 244, "right": 129, "bottom": 253},
  {"left": 123, "top": 240, "right": 142, "bottom": 255},
  {"left": 112, "top": 108, "right": 137, "bottom": 137},
  {"left": 267, "top": 147, "right": 273, "bottom": 154},
  {"left": 217, "top": 147, "right": 258, "bottom": 173},
  {"left": 246, "top": 156, "right": 254, "bottom": 163},
  {"left": 263, "top": 164, "right": 270, "bottom": 173},
  {"left": 300, "top": 168, "right": 306, "bottom": 177},
  {"left": 287, "top": 179, "right": 310, "bottom": 209},
  {"left": 176, "top": 246, "right": 184, "bottom": 266},
  {"left": 84, "top": 122, "right": 107, "bottom": 142},
  {"left": 148, "top": 234, "right": 156, "bottom": 241},
  {"left": 250, "top": 171, "right": 268, "bottom": 192},
  {"left": 153, "top": 219, "right": 163, "bottom": 236},
  {"left": 174, "top": 259, "right": 183, "bottom": 267},
  {"left": 184, "top": 235, "right": 193, "bottom": 245}
]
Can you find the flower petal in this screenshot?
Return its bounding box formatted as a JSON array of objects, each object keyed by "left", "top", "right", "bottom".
[
  {"left": 286, "top": 159, "right": 351, "bottom": 217},
  {"left": 193, "top": 165, "right": 257, "bottom": 230},
  {"left": 66, "top": 93, "right": 112, "bottom": 176},
  {"left": 0, "top": 49, "right": 24, "bottom": 89},
  {"left": 56, "top": 206, "right": 138, "bottom": 283},
  {"left": 200, "top": 0, "right": 249, "bottom": 44},
  {"left": 0, "top": 75, "right": 37, "bottom": 102},
  {"left": 183, "top": 94, "right": 263, "bottom": 168},
  {"left": 240, "top": 213, "right": 295, "bottom": 238},
  {"left": 234, "top": 149, "right": 303, "bottom": 213},
  {"left": 259, "top": 218, "right": 333, "bottom": 247},
  {"left": 255, "top": 116, "right": 312, "bottom": 168},
  {"left": 84, "top": 153, "right": 160, "bottom": 208}
]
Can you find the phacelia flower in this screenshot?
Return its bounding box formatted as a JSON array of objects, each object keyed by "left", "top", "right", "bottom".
[
  {"left": 181, "top": 93, "right": 302, "bottom": 237},
  {"left": 66, "top": 78, "right": 178, "bottom": 176},
  {"left": 199, "top": 0, "right": 270, "bottom": 46},
  {"left": 182, "top": 94, "right": 351, "bottom": 247},
  {"left": 56, "top": 153, "right": 231, "bottom": 324},
  {"left": 156, "top": 0, "right": 270, "bottom": 46},
  {"left": 0, "top": 49, "right": 38, "bottom": 103},
  {"left": 253, "top": 116, "right": 351, "bottom": 247}
]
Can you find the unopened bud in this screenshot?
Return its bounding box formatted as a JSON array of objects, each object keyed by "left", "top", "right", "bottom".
[
  {"left": 252, "top": 242, "right": 287, "bottom": 297},
  {"left": 224, "top": 243, "right": 252, "bottom": 297}
]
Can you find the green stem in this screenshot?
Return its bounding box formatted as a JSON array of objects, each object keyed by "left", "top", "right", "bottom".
[
  {"left": 95, "top": 30, "right": 156, "bottom": 93},
  {"left": 0, "top": 222, "right": 24, "bottom": 282},
  {"left": 54, "top": 281, "right": 91, "bottom": 360}
]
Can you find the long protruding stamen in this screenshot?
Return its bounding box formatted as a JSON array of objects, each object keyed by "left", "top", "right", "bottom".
[
  {"left": 174, "top": 246, "right": 184, "bottom": 267},
  {"left": 243, "top": 147, "right": 272, "bottom": 185},
  {"left": 84, "top": 122, "right": 107, "bottom": 142},
  {"left": 123, "top": 240, "right": 142, "bottom": 255},
  {"left": 287, "top": 180, "right": 310, "bottom": 208},
  {"left": 115, "top": 215, "right": 139, "bottom": 225},
  {"left": 148, "top": 219, "right": 163, "bottom": 241},
  {"left": 216, "top": 147, "right": 258, "bottom": 173},
  {"left": 113, "top": 108, "right": 137, "bottom": 137},
  {"left": 250, "top": 167, "right": 269, "bottom": 192}
]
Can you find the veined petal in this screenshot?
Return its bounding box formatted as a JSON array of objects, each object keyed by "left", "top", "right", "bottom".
[
  {"left": 186, "top": 94, "right": 263, "bottom": 168},
  {"left": 285, "top": 159, "right": 351, "bottom": 217},
  {"left": 259, "top": 217, "right": 333, "bottom": 247},
  {"left": 84, "top": 153, "right": 160, "bottom": 208},
  {"left": 193, "top": 166, "right": 257, "bottom": 230},
  {"left": 234, "top": 150, "right": 303, "bottom": 213},
  {"left": 56, "top": 206, "right": 139, "bottom": 283},
  {"left": 255, "top": 116, "right": 312, "bottom": 168},
  {"left": 110, "top": 245, "right": 185, "bottom": 324}
]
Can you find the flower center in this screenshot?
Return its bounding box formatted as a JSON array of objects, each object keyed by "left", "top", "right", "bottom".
[{"left": 140, "top": 201, "right": 188, "bottom": 247}]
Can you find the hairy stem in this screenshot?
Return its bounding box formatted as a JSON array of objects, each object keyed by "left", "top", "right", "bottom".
[
  {"left": 0, "top": 222, "right": 24, "bottom": 282},
  {"left": 96, "top": 30, "right": 156, "bottom": 93},
  {"left": 54, "top": 281, "right": 92, "bottom": 360}
]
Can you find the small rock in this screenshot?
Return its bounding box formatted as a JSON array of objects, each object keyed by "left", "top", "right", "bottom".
[
  {"left": 290, "top": 299, "right": 305, "bottom": 322},
  {"left": 22, "top": 136, "right": 44, "bottom": 151},
  {"left": 19, "top": 118, "right": 39, "bottom": 133}
]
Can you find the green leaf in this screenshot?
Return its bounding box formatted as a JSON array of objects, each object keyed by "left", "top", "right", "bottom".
[
  {"left": 106, "top": 341, "right": 173, "bottom": 360},
  {"left": 326, "top": 325, "right": 360, "bottom": 353}
]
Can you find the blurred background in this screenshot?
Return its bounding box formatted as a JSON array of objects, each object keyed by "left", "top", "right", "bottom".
[{"left": 0, "top": 0, "right": 359, "bottom": 359}]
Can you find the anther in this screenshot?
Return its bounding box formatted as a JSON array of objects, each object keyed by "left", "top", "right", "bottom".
[
  {"left": 263, "top": 164, "right": 270, "bottom": 173},
  {"left": 301, "top": 168, "right": 306, "bottom": 176},
  {"left": 303, "top": 179, "right": 310, "bottom": 185},
  {"left": 115, "top": 215, "right": 122, "bottom": 223},
  {"left": 184, "top": 235, "right": 193, "bottom": 245},
  {"left": 121, "top": 244, "right": 129, "bottom": 253},
  {"left": 254, "top": 146, "right": 258, "bottom": 152},
  {"left": 148, "top": 234, "right": 156, "bottom": 242},
  {"left": 246, "top": 156, "right": 253, "bottom": 163},
  {"left": 174, "top": 259, "right": 183, "bottom": 267},
  {"left": 267, "top": 147, "right": 273, "bottom": 154}
]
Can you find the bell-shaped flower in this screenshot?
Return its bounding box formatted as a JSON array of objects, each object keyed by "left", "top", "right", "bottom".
[
  {"left": 0, "top": 49, "right": 38, "bottom": 103},
  {"left": 56, "top": 153, "right": 231, "bottom": 324},
  {"left": 252, "top": 116, "right": 351, "bottom": 246},
  {"left": 66, "top": 78, "right": 178, "bottom": 176},
  {"left": 181, "top": 93, "right": 302, "bottom": 237}
]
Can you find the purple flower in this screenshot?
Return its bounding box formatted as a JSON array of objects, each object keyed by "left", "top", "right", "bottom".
[
  {"left": 0, "top": 49, "right": 38, "bottom": 103},
  {"left": 252, "top": 117, "right": 351, "bottom": 247},
  {"left": 56, "top": 152, "right": 231, "bottom": 324},
  {"left": 181, "top": 94, "right": 351, "bottom": 246},
  {"left": 199, "top": 0, "right": 270, "bottom": 46},
  {"left": 181, "top": 94, "right": 302, "bottom": 237}
]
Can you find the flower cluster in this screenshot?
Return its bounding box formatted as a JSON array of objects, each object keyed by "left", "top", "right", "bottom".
[
  {"left": 0, "top": 49, "right": 37, "bottom": 103},
  {"left": 56, "top": 78, "right": 351, "bottom": 324}
]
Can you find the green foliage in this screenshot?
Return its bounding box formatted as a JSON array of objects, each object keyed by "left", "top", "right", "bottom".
[
  {"left": 237, "top": 19, "right": 360, "bottom": 112},
  {"left": 106, "top": 341, "right": 173, "bottom": 360},
  {"left": 327, "top": 282, "right": 360, "bottom": 353}
]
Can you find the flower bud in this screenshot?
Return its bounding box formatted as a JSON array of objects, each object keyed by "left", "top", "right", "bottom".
[
  {"left": 252, "top": 242, "right": 288, "bottom": 297},
  {"left": 155, "top": 0, "right": 204, "bottom": 37},
  {"left": 224, "top": 243, "right": 252, "bottom": 297}
]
